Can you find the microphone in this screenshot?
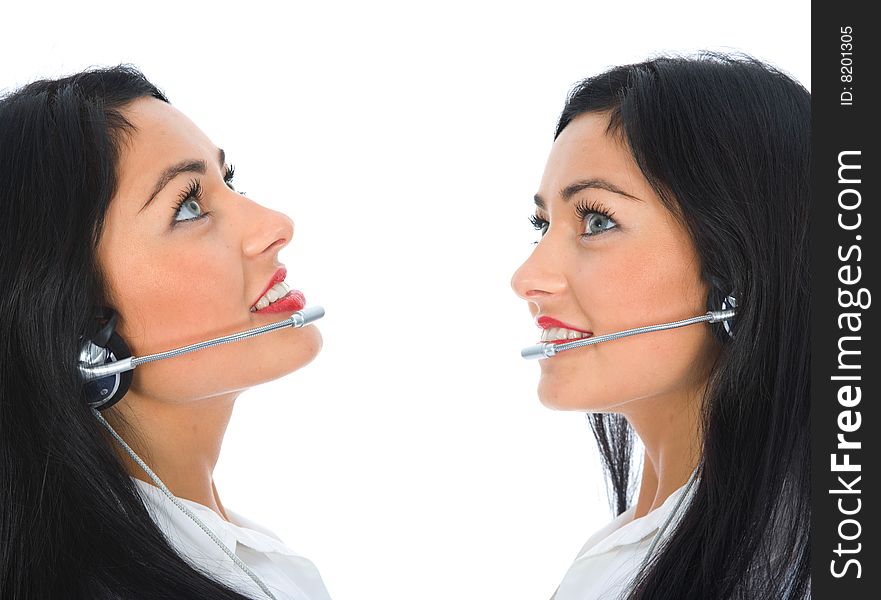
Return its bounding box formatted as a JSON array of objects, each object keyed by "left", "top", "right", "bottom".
[
  {"left": 521, "top": 309, "right": 735, "bottom": 360},
  {"left": 79, "top": 305, "right": 325, "bottom": 382}
]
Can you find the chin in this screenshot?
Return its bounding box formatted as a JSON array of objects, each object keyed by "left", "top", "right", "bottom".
[
  {"left": 239, "top": 327, "right": 322, "bottom": 395},
  {"left": 536, "top": 376, "right": 620, "bottom": 412},
  {"left": 537, "top": 379, "right": 585, "bottom": 411},
  {"left": 290, "top": 325, "right": 323, "bottom": 368}
]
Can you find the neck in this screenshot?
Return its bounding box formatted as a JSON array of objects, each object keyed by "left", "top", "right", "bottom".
[
  {"left": 103, "top": 392, "right": 238, "bottom": 521},
  {"left": 621, "top": 378, "right": 707, "bottom": 520}
]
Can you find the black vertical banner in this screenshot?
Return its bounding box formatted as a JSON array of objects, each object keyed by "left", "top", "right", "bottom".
[{"left": 811, "top": 2, "right": 880, "bottom": 598}]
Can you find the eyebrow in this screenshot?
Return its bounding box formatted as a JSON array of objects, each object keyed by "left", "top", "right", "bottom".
[
  {"left": 533, "top": 177, "right": 643, "bottom": 209},
  {"left": 138, "top": 147, "right": 226, "bottom": 214}
]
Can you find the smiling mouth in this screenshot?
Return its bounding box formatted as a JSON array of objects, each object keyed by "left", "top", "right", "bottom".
[
  {"left": 249, "top": 275, "right": 307, "bottom": 315},
  {"left": 540, "top": 327, "right": 593, "bottom": 344},
  {"left": 250, "top": 280, "right": 293, "bottom": 312}
]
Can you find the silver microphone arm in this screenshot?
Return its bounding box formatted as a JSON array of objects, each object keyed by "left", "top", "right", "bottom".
[
  {"left": 79, "top": 306, "right": 325, "bottom": 382},
  {"left": 521, "top": 309, "right": 735, "bottom": 360}
]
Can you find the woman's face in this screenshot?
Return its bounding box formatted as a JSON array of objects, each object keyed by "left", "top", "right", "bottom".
[
  {"left": 96, "top": 97, "right": 321, "bottom": 405},
  {"left": 511, "top": 112, "right": 720, "bottom": 413}
]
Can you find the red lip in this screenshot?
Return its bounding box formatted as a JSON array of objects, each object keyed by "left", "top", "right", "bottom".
[
  {"left": 536, "top": 316, "right": 592, "bottom": 334},
  {"left": 254, "top": 289, "right": 306, "bottom": 314},
  {"left": 251, "top": 266, "right": 287, "bottom": 308}
]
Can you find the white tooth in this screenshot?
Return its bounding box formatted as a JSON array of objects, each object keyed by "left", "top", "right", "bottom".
[
  {"left": 538, "top": 326, "right": 590, "bottom": 342},
  {"left": 267, "top": 282, "right": 290, "bottom": 303},
  {"left": 255, "top": 296, "right": 271, "bottom": 310}
]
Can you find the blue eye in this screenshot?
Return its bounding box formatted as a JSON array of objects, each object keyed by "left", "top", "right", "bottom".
[
  {"left": 582, "top": 212, "right": 616, "bottom": 236},
  {"left": 171, "top": 164, "right": 240, "bottom": 226},
  {"left": 172, "top": 178, "right": 206, "bottom": 225},
  {"left": 574, "top": 199, "right": 617, "bottom": 238}
]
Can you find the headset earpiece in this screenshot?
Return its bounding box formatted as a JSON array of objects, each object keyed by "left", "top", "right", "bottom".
[
  {"left": 720, "top": 292, "right": 737, "bottom": 338},
  {"left": 706, "top": 275, "right": 737, "bottom": 343},
  {"left": 78, "top": 306, "right": 133, "bottom": 410}
]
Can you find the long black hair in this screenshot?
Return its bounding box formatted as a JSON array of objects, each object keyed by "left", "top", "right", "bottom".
[
  {"left": 0, "top": 65, "right": 259, "bottom": 599},
  {"left": 555, "top": 53, "right": 810, "bottom": 599}
]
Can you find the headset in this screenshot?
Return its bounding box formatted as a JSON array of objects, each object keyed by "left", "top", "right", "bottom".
[
  {"left": 78, "top": 306, "right": 133, "bottom": 410},
  {"left": 78, "top": 305, "right": 325, "bottom": 410},
  {"left": 521, "top": 286, "right": 737, "bottom": 360},
  {"left": 78, "top": 304, "right": 325, "bottom": 600}
]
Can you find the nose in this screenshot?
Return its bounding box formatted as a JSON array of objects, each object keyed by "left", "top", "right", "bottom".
[
  {"left": 510, "top": 239, "right": 568, "bottom": 301},
  {"left": 241, "top": 200, "right": 296, "bottom": 258}
]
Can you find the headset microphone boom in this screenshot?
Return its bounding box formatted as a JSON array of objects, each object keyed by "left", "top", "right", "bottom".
[{"left": 521, "top": 306, "right": 736, "bottom": 360}]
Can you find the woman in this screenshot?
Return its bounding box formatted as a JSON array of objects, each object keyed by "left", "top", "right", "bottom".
[
  {"left": 0, "top": 65, "right": 331, "bottom": 599},
  {"left": 511, "top": 53, "right": 810, "bottom": 599}
]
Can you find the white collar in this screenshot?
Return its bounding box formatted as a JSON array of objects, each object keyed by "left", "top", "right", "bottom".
[
  {"left": 576, "top": 472, "right": 698, "bottom": 560},
  {"left": 131, "top": 477, "right": 301, "bottom": 557}
]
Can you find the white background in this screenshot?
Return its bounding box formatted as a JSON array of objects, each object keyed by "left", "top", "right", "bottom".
[{"left": 3, "top": 2, "right": 810, "bottom": 599}]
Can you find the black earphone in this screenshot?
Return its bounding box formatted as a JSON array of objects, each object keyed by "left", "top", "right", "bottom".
[
  {"left": 707, "top": 275, "right": 737, "bottom": 343},
  {"left": 720, "top": 291, "right": 737, "bottom": 338},
  {"left": 78, "top": 306, "right": 133, "bottom": 410}
]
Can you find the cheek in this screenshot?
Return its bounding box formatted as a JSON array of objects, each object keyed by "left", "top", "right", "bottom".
[
  {"left": 543, "top": 232, "right": 709, "bottom": 411},
  {"left": 572, "top": 232, "right": 704, "bottom": 332},
  {"left": 110, "top": 240, "right": 241, "bottom": 352}
]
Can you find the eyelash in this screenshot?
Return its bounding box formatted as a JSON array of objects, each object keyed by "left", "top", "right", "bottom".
[
  {"left": 529, "top": 199, "right": 617, "bottom": 241},
  {"left": 574, "top": 199, "right": 616, "bottom": 226},
  {"left": 172, "top": 164, "right": 241, "bottom": 226}
]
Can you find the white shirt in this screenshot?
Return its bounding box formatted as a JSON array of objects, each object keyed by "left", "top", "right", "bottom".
[
  {"left": 132, "top": 477, "right": 333, "bottom": 600},
  {"left": 554, "top": 473, "right": 698, "bottom": 600}
]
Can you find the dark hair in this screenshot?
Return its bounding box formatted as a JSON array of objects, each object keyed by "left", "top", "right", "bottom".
[
  {"left": 555, "top": 53, "right": 810, "bottom": 599},
  {"left": 0, "top": 65, "right": 258, "bottom": 598}
]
